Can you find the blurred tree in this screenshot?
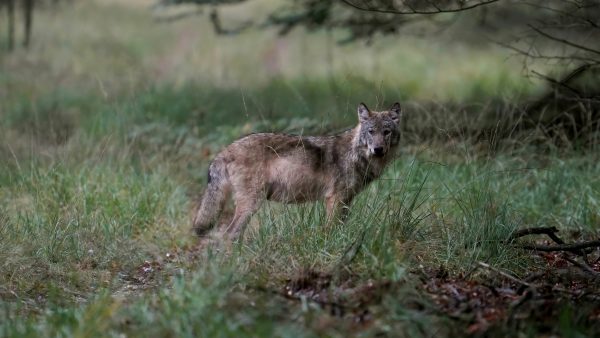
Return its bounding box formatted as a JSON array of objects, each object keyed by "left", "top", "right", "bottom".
[
  {"left": 2, "top": 0, "right": 16, "bottom": 50},
  {"left": 1, "top": 0, "right": 35, "bottom": 50},
  {"left": 159, "top": 0, "right": 599, "bottom": 141},
  {"left": 23, "top": 0, "right": 33, "bottom": 47}
]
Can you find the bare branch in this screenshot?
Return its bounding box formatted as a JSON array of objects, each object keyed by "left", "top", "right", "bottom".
[
  {"left": 521, "top": 1, "right": 600, "bottom": 29},
  {"left": 558, "top": 62, "right": 599, "bottom": 83},
  {"left": 528, "top": 24, "right": 600, "bottom": 56},
  {"left": 531, "top": 70, "right": 582, "bottom": 97},
  {"left": 496, "top": 40, "right": 597, "bottom": 62},
  {"left": 339, "top": 0, "right": 499, "bottom": 15}
]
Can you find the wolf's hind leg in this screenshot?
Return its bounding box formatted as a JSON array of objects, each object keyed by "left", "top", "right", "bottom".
[{"left": 224, "top": 193, "right": 262, "bottom": 241}]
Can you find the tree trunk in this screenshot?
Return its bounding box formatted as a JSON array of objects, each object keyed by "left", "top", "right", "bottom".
[
  {"left": 23, "top": 0, "right": 34, "bottom": 47},
  {"left": 7, "top": 0, "right": 15, "bottom": 51}
]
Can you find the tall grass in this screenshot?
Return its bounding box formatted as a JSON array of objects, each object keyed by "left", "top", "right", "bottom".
[{"left": 2, "top": 133, "right": 600, "bottom": 336}]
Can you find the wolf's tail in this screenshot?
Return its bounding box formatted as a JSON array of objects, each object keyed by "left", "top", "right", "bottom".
[{"left": 192, "top": 158, "right": 230, "bottom": 237}]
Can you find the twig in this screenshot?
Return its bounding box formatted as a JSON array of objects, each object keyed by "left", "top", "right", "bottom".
[
  {"left": 526, "top": 62, "right": 600, "bottom": 114},
  {"left": 516, "top": 271, "right": 546, "bottom": 295},
  {"left": 562, "top": 255, "right": 600, "bottom": 278},
  {"left": 557, "top": 63, "right": 598, "bottom": 85},
  {"left": 495, "top": 40, "right": 597, "bottom": 63},
  {"left": 531, "top": 70, "right": 582, "bottom": 97},
  {"left": 477, "top": 262, "right": 533, "bottom": 288},
  {"left": 521, "top": 1, "right": 600, "bottom": 29},
  {"left": 528, "top": 24, "right": 600, "bottom": 56}
]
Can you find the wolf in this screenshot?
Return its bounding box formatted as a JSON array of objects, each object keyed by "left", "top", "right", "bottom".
[{"left": 192, "top": 102, "right": 402, "bottom": 240}]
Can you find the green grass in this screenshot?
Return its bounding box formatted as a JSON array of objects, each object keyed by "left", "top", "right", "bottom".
[
  {"left": 1, "top": 0, "right": 599, "bottom": 336},
  {"left": 2, "top": 128, "right": 599, "bottom": 336}
]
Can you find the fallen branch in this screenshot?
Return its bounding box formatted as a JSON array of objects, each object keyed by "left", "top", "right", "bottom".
[
  {"left": 520, "top": 240, "right": 600, "bottom": 253},
  {"left": 477, "top": 262, "right": 600, "bottom": 299},
  {"left": 477, "top": 262, "right": 533, "bottom": 288},
  {"left": 510, "top": 226, "right": 564, "bottom": 244},
  {"left": 561, "top": 256, "right": 600, "bottom": 278},
  {"left": 510, "top": 226, "right": 600, "bottom": 257}
]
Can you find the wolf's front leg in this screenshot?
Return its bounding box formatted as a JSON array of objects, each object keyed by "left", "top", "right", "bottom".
[{"left": 325, "top": 195, "right": 352, "bottom": 227}]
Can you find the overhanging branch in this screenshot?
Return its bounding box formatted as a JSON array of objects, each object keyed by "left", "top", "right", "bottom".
[
  {"left": 339, "top": 0, "right": 499, "bottom": 15},
  {"left": 528, "top": 24, "right": 600, "bottom": 56}
]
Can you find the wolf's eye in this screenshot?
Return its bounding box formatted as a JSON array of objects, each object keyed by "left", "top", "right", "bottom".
[
  {"left": 383, "top": 130, "right": 391, "bottom": 136},
  {"left": 368, "top": 129, "right": 374, "bottom": 134}
]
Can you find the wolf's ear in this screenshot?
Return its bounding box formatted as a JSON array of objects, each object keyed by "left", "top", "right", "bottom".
[
  {"left": 389, "top": 102, "right": 402, "bottom": 123},
  {"left": 357, "top": 103, "right": 371, "bottom": 122}
]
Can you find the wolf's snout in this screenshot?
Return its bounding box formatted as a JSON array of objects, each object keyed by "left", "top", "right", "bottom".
[{"left": 373, "top": 147, "right": 385, "bottom": 156}]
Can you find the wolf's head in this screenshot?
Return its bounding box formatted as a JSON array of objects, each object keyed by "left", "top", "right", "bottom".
[{"left": 356, "top": 102, "right": 402, "bottom": 158}]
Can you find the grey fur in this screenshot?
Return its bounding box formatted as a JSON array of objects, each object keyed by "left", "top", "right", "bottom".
[{"left": 192, "top": 102, "right": 403, "bottom": 240}]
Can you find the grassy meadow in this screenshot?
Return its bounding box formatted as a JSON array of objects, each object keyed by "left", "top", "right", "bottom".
[{"left": 1, "top": 0, "right": 599, "bottom": 337}]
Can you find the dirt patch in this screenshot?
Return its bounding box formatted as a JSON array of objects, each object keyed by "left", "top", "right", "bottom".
[{"left": 269, "top": 250, "right": 600, "bottom": 335}]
